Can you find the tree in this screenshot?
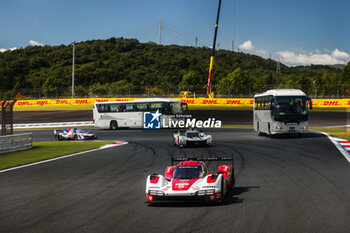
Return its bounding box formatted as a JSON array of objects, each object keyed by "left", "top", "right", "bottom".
[
  {"left": 217, "top": 67, "right": 251, "bottom": 96},
  {"left": 178, "top": 71, "right": 205, "bottom": 94}
]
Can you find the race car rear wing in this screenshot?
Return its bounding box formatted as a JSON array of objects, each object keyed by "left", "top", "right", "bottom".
[{"left": 171, "top": 154, "right": 233, "bottom": 166}]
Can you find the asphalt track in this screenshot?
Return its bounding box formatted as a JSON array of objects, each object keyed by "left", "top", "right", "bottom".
[
  {"left": 10, "top": 109, "right": 349, "bottom": 127},
  {"left": 1, "top": 128, "right": 350, "bottom": 233}
]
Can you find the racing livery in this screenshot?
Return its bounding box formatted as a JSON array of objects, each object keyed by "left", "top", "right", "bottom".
[
  {"left": 173, "top": 128, "right": 212, "bottom": 147},
  {"left": 54, "top": 128, "right": 97, "bottom": 141},
  {"left": 146, "top": 156, "right": 234, "bottom": 203}
]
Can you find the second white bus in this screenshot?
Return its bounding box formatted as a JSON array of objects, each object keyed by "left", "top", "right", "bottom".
[{"left": 253, "top": 89, "right": 312, "bottom": 137}]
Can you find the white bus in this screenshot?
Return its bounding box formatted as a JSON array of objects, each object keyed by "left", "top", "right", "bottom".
[
  {"left": 93, "top": 98, "right": 187, "bottom": 129},
  {"left": 253, "top": 89, "right": 312, "bottom": 137}
]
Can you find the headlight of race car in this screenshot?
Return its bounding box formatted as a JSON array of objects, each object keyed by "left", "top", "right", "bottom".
[
  {"left": 196, "top": 189, "right": 215, "bottom": 196},
  {"left": 149, "top": 190, "right": 165, "bottom": 196}
]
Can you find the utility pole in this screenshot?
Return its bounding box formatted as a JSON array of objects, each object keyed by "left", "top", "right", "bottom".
[
  {"left": 276, "top": 55, "right": 281, "bottom": 74},
  {"left": 158, "top": 17, "right": 163, "bottom": 44},
  {"left": 72, "top": 41, "right": 75, "bottom": 98},
  {"left": 232, "top": 40, "right": 234, "bottom": 52},
  {"left": 195, "top": 37, "right": 198, "bottom": 47}
]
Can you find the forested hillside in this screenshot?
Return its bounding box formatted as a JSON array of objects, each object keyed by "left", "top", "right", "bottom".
[{"left": 0, "top": 37, "right": 349, "bottom": 98}]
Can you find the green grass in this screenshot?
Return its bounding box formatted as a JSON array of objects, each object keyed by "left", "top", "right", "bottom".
[
  {"left": 309, "top": 127, "right": 350, "bottom": 140},
  {"left": 0, "top": 141, "right": 114, "bottom": 170}
]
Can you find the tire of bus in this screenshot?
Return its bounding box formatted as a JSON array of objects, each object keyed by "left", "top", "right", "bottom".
[
  {"left": 110, "top": 120, "right": 118, "bottom": 130},
  {"left": 257, "top": 122, "right": 263, "bottom": 136},
  {"left": 268, "top": 123, "right": 274, "bottom": 138}
]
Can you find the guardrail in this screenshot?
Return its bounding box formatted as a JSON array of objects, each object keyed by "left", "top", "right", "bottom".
[{"left": 0, "top": 133, "right": 32, "bottom": 154}]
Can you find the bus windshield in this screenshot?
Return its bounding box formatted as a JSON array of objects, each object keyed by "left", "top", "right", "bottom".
[{"left": 272, "top": 96, "right": 308, "bottom": 122}]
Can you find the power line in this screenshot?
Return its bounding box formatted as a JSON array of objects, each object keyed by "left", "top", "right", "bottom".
[
  {"left": 163, "top": 28, "right": 193, "bottom": 46},
  {"left": 163, "top": 21, "right": 195, "bottom": 42}
]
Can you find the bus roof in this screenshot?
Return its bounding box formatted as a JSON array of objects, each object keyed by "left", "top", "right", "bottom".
[
  {"left": 94, "top": 98, "right": 181, "bottom": 105},
  {"left": 254, "top": 89, "right": 306, "bottom": 97}
]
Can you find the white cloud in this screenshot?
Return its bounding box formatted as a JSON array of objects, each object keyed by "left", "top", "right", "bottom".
[
  {"left": 0, "top": 47, "right": 18, "bottom": 53},
  {"left": 239, "top": 40, "right": 253, "bottom": 51},
  {"left": 277, "top": 49, "right": 350, "bottom": 65},
  {"left": 29, "top": 40, "right": 44, "bottom": 46},
  {"left": 332, "top": 49, "right": 350, "bottom": 59},
  {"left": 256, "top": 49, "right": 267, "bottom": 55}
]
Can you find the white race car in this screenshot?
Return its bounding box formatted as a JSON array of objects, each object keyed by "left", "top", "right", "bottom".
[
  {"left": 54, "top": 128, "right": 97, "bottom": 141},
  {"left": 145, "top": 156, "right": 235, "bottom": 203},
  {"left": 173, "top": 128, "right": 213, "bottom": 147}
]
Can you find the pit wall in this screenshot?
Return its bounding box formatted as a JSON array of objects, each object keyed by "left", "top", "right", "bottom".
[{"left": 2, "top": 98, "right": 350, "bottom": 108}]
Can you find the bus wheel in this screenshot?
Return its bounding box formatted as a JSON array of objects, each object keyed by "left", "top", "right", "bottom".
[
  {"left": 257, "top": 122, "right": 263, "bottom": 136},
  {"left": 110, "top": 121, "right": 118, "bottom": 130},
  {"left": 297, "top": 133, "right": 302, "bottom": 138},
  {"left": 268, "top": 124, "right": 274, "bottom": 138}
]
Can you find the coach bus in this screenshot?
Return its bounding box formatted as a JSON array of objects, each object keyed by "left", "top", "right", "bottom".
[
  {"left": 93, "top": 98, "right": 187, "bottom": 129},
  {"left": 253, "top": 89, "right": 312, "bottom": 137}
]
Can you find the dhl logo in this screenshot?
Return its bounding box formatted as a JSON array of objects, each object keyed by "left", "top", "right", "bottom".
[
  {"left": 115, "top": 99, "right": 130, "bottom": 101},
  {"left": 181, "top": 99, "right": 195, "bottom": 104},
  {"left": 56, "top": 100, "right": 69, "bottom": 104},
  {"left": 37, "top": 101, "right": 49, "bottom": 105},
  {"left": 17, "top": 101, "right": 31, "bottom": 105},
  {"left": 75, "top": 100, "right": 89, "bottom": 104},
  {"left": 202, "top": 100, "right": 218, "bottom": 104},
  {"left": 225, "top": 100, "right": 242, "bottom": 105},
  {"left": 95, "top": 99, "right": 109, "bottom": 102},
  {"left": 323, "top": 101, "right": 339, "bottom": 106}
]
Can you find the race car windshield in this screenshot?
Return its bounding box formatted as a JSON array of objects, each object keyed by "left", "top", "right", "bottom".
[
  {"left": 173, "top": 166, "right": 203, "bottom": 179},
  {"left": 186, "top": 132, "right": 199, "bottom": 138}
]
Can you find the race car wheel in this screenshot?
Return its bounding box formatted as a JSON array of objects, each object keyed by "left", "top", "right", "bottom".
[
  {"left": 231, "top": 176, "right": 235, "bottom": 190},
  {"left": 74, "top": 135, "right": 78, "bottom": 141},
  {"left": 110, "top": 120, "right": 118, "bottom": 130},
  {"left": 216, "top": 180, "right": 224, "bottom": 204}
]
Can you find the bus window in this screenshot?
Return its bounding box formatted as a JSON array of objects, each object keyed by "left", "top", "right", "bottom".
[
  {"left": 97, "top": 104, "right": 108, "bottom": 113},
  {"left": 109, "top": 104, "right": 121, "bottom": 112},
  {"left": 124, "top": 103, "right": 135, "bottom": 112},
  {"left": 150, "top": 103, "right": 164, "bottom": 112},
  {"left": 136, "top": 103, "right": 148, "bottom": 111}
]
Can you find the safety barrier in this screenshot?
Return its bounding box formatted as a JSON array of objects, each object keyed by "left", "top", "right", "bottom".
[
  {"left": 3, "top": 97, "right": 350, "bottom": 108},
  {"left": 0, "top": 133, "right": 32, "bottom": 154}
]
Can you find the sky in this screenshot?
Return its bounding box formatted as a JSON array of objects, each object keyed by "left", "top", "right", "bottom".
[{"left": 0, "top": 0, "right": 349, "bottom": 66}]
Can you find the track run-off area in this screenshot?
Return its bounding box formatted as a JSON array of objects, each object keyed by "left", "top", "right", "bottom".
[{"left": 1, "top": 110, "right": 350, "bottom": 232}]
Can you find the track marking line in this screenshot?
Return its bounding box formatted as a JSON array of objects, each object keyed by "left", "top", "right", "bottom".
[
  {"left": 320, "top": 131, "right": 350, "bottom": 164},
  {"left": 0, "top": 141, "right": 128, "bottom": 174}
]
